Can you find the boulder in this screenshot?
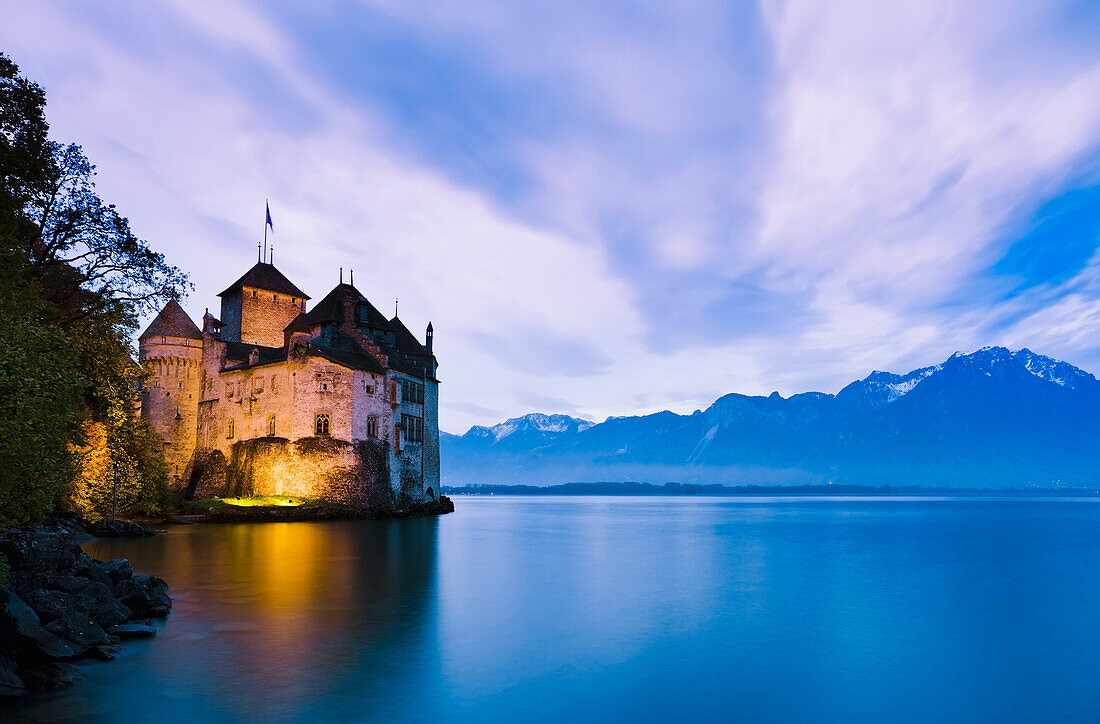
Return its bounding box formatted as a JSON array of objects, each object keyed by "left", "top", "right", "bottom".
[
  {"left": 0, "top": 656, "right": 24, "bottom": 699},
  {"left": 109, "top": 623, "right": 156, "bottom": 639},
  {"left": 44, "top": 610, "right": 110, "bottom": 649},
  {"left": 75, "top": 580, "right": 132, "bottom": 627},
  {"left": 20, "top": 663, "right": 85, "bottom": 693},
  {"left": 44, "top": 575, "right": 90, "bottom": 595},
  {"left": 23, "top": 589, "right": 84, "bottom": 625},
  {"left": 101, "top": 558, "right": 133, "bottom": 584},
  {"left": 72, "top": 557, "right": 114, "bottom": 589},
  {"left": 116, "top": 575, "right": 171, "bottom": 618},
  {"left": 92, "top": 644, "right": 120, "bottom": 661},
  {"left": 87, "top": 519, "right": 155, "bottom": 538},
  {"left": 0, "top": 589, "right": 80, "bottom": 660}
]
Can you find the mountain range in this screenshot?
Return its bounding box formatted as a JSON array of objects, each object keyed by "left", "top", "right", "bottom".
[{"left": 441, "top": 347, "right": 1100, "bottom": 487}]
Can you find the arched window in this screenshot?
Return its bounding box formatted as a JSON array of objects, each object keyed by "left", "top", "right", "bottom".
[
  {"left": 315, "top": 412, "right": 330, "bottom": 436},
  {"left": 226, "top": 419, "right": 235, "bottom": 439},
  {"left": 267, "top": 414, "right": 276, "bottom": 437},
  {"left": 367, "top": 416, "right": 378, "bottom": 438}
]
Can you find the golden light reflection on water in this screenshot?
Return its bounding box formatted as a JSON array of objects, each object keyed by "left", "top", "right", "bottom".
[{"left": 81, "top": 519, "right": 439, "bottom": 716}]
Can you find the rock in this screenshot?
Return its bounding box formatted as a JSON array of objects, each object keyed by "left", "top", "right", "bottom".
[
  {"left": 0, "top": 589, "right": 80, "bottom": 661},
  {"left": 72, "top": 557, "right": 114, "bottom": 589},
  {"left": 91, "top": 644, "right": 120, "bottom": 661},
  {"left": 0, "top": 656, "right": 24, "bottom": 699},
  {"left": 44, "top": 575, "right": 89, "bottom": 595},
  {"left": 23, "top": 589, "right": 84, "bottom": 625},
  {"left": 75, "top": 581, "right": 131, "bottom": 626},
  {"left": 87, "top": 519, "right": 155, "bottom": 538},
  {"left": 100, "top": 558, "right": 133, "bottom": 584},
  {"left": 44, "top": 610, "right": 110, "bottom": 649},
  {"left": 116, "top": 575, "right": 171, "bottom": 618},
  {"left": 0, "top": 535, "right": 78, "bottom": 573},
  {"left": 20, "top": 663, "right": 85, "bottom": 693},
  {"left": 109, "top": 623, "right": 156, "bottom": 639}
]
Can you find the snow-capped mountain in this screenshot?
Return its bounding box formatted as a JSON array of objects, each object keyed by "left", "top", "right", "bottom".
[{"left": 442, "top": 348, "right": 1100, "bottom": 487}]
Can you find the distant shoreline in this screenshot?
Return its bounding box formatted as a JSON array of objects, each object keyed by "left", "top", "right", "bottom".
[{"left": 443, "top": 482, "right": 1100, "bottom": 497}]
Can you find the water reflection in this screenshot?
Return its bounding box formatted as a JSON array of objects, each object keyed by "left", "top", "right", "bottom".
[
  {"left": 20, "top": 519, "right": 440, "bottom": 723},
  {"left": 11, "top": 497, "right": 1100, "bottom": 723}
]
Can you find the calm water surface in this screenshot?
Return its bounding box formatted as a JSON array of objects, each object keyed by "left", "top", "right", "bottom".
[{"left": 9, "top": 496, "right": 1100, "bottom": 723}]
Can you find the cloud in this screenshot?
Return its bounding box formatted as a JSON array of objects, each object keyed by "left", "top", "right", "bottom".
[{"left": 4, "top": 0, "right": 1100, "bottom": 434}]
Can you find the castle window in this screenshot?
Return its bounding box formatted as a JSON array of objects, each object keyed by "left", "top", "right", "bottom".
[
  {"left": 267, "top": 414, "right": 276, "bottom": 437},
  {"left": 365, "top": 383, "right": 375, "bottom": 395},
  {"left": 273, "top": 294, "right": 278, "bottom": 301},
  {"left": 402, "top": 414, "right": 423, "bottom": 443},
  {"left": 315, "top": 412, "right": 330, "bottom": 436},
  {"left": 367, "top": 416, "right": 378, "bottom": 438},
  {"left": 179, "top": 382, "right": 183, "bottom": 388},
  {"left": 226, "top": 419, "right": 235, "bottom": 439},
  {"left": 252, "top": 290, "right": 257, "bottom": 297},
  {"left": 394, "top": 428, "right": 401, "bottom": 453},
  {"left": 271, "top": 375, "right": 277, "bottom": 393},
  {"left": 161, "top": 337, "right": 167, "bottom": 344},
  {"left": 400, "top": 380, "right": 425, "bottom": 404}
]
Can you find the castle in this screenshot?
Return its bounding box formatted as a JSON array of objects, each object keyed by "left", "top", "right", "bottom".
[{"left": 138, "top": 258, "right": 440, "bottom": 506}]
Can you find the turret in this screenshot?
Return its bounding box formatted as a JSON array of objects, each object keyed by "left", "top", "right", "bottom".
[
  {"left": 138, "top": 300, "right": 203, "bottom": 488},
  {"left": 426, "top": 321, "right": 433, "bottom": 353}
]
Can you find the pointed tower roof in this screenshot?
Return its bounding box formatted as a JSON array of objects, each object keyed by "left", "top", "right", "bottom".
[
  {"left": 218, "top": 262, "right": 309, "bottom": 299},
  {"left": 389, "top": 315, "right": 431, "bottom": 358},
  {"left": 305, "top": 284, "right": 392, "bottom": 330},
  {"left": 139, "top": 300, "right": 202, "bottom": 340}
]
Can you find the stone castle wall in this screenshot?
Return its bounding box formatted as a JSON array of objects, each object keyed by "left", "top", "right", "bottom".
[
  {"left": 220, "top": 286, "right": 304, "bottom": 347},
  {"left": 139, "top": 335, "right": 203, "bottom": 488},
  {"left": 188, "top": 436, "right": 393, "bottom": 507}
]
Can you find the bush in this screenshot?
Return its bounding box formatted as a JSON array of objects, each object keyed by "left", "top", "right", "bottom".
[{"left": 65, "top": 411, "right": 169, "bottom": 521}]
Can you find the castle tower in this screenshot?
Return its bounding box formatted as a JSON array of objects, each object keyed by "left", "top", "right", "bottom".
[
  {"left": 138, "top": 300, "right": 203, "bottom": 488},
  {"left": 217, "top": 261, "right": 310, "bottom": 348}
]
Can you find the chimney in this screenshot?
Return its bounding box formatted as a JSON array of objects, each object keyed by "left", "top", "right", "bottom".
[{"left": 425, "top": 321, "right": 434, "bottom": 353}]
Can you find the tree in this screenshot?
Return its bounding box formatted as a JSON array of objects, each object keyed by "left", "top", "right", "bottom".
[
  {"left": 0, "top": 51, "right": 187, "bottom": 522},
  {"left": 0, "top": 253, "right": 82, "bottom": 526}
]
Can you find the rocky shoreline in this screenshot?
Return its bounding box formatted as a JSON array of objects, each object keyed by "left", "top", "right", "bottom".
[
  {"left": 183, "top": 494, "right": 456, "bottom": 523},
  {"left": 0, "top": 517, "right": 171, "bottom": 699}
]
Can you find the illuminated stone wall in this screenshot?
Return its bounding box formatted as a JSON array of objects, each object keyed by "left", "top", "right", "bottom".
[
  {"left": 190, "top": 436, "right": 393, "bottom": 507},
  {"left": 139, "top": 334, "right": 203, "bottom": 490},
  {"left": 220, "top": 286, "right": 305, "bottom": 347}
]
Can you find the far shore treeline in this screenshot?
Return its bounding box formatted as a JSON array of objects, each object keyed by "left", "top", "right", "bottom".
[
  {"left": 445, "top": 482, "right": 1100, "bottom": 497},
  {"left": 0, "top": 52, "right": 189, "bottom": 529}
]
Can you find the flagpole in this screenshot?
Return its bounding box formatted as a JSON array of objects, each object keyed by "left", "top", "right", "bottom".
[{"left": 263, "top": 199, "right": 269, "bottom": 263}]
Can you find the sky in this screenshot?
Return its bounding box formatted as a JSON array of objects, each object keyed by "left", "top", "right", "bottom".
[{"left": 3, "top": 1, "right": 1100, "bottom": 434}]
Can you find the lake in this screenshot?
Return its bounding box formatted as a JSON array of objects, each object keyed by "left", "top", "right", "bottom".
[{"left": 9, "top": 496, "right": 1100, "bottom": 722}]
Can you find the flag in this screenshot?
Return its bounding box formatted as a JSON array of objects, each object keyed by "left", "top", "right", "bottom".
[{"left": 265, "top": 201, "right": 274, "bottom": 232}]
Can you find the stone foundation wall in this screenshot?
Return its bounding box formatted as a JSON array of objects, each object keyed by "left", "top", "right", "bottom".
[{"left": 185, "top": 436, "right": 394, "bottom": 508}]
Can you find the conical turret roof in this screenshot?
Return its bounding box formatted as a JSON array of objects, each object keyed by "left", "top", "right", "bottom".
[{"left": 139, "top": 300, "right": 202, "bottom": 340}]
